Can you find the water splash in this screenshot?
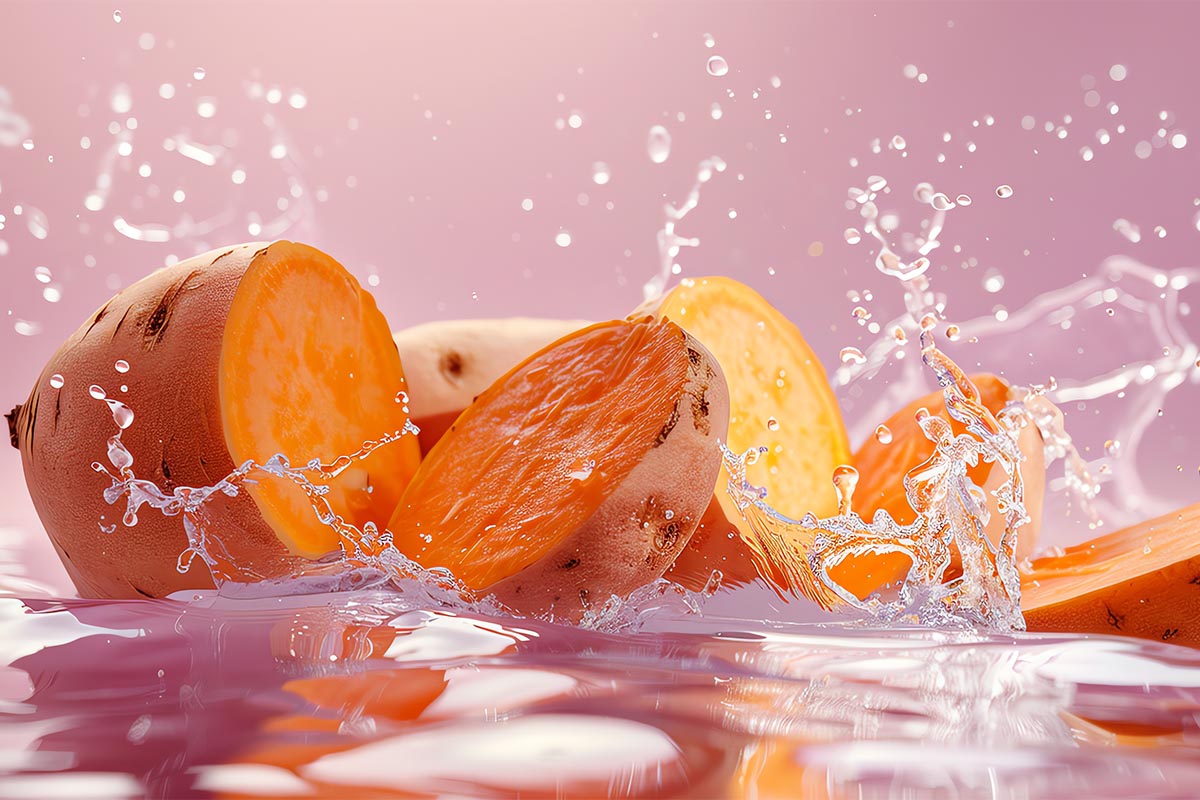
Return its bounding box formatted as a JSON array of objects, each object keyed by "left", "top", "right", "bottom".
[
  {"left": 835, "top": 175, "right": 1103, "bottom": 526},
  {"left": 642, "top": 155, "right": 727, "bottom": 303},
  {"left": 722, "top": 333, "right": 1031, "bottom": 631}
]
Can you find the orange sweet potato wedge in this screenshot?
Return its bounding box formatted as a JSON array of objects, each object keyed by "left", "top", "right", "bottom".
[
  {"left": 1023, "top": 503, "right": 1200, "bottom": 647},
  {"left": 649, "top": 278, "right": 851, "bottom": 592},
  {"left": 387, "top": 317, "right": 730, "bottom": 620},
  {"left": 7, "top": 241, "right": 421, "bottom": 598}
]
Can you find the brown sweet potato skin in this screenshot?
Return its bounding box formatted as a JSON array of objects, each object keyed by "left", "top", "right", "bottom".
[{"left": 10, "top": 243, "right": 298, "bottom": 599}]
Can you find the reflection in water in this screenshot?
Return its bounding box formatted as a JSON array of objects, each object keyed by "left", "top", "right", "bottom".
[{"left": 1, "top": 588, "right": 1199, "bottom": 798}]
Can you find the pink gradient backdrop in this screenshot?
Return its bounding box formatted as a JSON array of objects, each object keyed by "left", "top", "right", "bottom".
[{"left": 2, "top": 2, "right": 1198, "bottom": 596}]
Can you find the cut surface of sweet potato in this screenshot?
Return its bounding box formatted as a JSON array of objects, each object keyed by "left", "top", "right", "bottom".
[
  {"left": 1023, "top": 503, "right": 1200, "bottom": 647},
  {"left": 221, "top": 242, "right": 420, "bottom": 558},
  {"left": 388, "top": 317, "right": 729, "bottom": 618},
  {"left": 652, "top": 278, "right": 850, "bottom": 591}
]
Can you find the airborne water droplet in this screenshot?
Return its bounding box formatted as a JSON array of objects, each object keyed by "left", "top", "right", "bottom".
[
  {"left": 930, "top": 192, "right": 956, "bottom": 211},
  {"left": 843, "top": 227, "right": 862, "bottom": 245},
  {"left": 592, "top": 162, "right": 610, "bottom": 185},
  {"left": 839, "top": 346, "right": 866, "bottom": 365},
  {"left": 995, "top": 184, "right": 1014, "bottom": 199},
  {"left": 113, "top": 9, "right": 122, "bottom": 22},
  {"left": 766, "top": 417, "right": 780, "bottom": 432},
  {"left": 832, "top": 465, "right": 859, "bottom": 515},
  {"left": 955, "top": 194, "right": 972, "bottom": 207},
  {"left": 706, "top": 55, "right": 729, "bottom": 77},
  {"left": 647, "top": 125, "right": 671, "bottom": 164},
  {"left": 554, "top": 230, "right": 572, "bottom": 248},
  {"left": 193, "top": 67, "right": 206, "bottom": 81},
  {"left": 1104, "top": 439, "right": 1121, "bottom": 457},
  {"left": 945, "top": 325, "right": 962, "bottom": 341}
]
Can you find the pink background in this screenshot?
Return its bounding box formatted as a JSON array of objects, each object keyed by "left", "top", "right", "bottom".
[{"left": 2, "top": 1, "right": 1198, "bottom": 596}]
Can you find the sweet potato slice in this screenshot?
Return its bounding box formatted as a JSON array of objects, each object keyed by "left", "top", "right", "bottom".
[
  {"left": 392, "top": 317, "right": 588, "bottom": 453},
  {"left": 649, "top": 278, "right": 851, "bottom": 592},
  {"left": 8, "top": 241, "right": 420, "bottom": 598},
  {"left": 1023, "top": 503, "right": 1200, "bottom": 647},
  {"left": 387, "top": 317, "right": 729, "bottom": 619}
]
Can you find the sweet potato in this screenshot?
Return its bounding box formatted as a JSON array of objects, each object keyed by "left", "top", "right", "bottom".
[
  {"left": 1023, "top": 503, "right": 1200, "bottom": 647},
  {"left": 393, "top": 317, "right": 588, "bottom": 453},
  {"left": 6, "top": 241, "right": 420, "bottom": 598},
  {"left": 647, "top": 278, "right": 851, "bottom": 592},
  {"left": 387, "top": 317, "right": 730, "bottom": 620}
]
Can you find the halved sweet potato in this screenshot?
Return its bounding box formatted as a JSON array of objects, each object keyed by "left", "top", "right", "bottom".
[
  {"left": 387, "top": 317, "right": 729, "bottom": 620},
  {"left": 648, "top": 278, "right": 851, "bottom": 592},
  {"left": 7, "top": 241, "right": 420, "bottom": 598},
  {"left": 1023, "top": 503, "right": 1200, "bottom": 647},
  {"left": 393, "top": 317, "right": 588, "bottom": 453}
]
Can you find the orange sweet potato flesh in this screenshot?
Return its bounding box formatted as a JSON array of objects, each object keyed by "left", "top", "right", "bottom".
[
  {"left": 388, "top": 317, "right": 729, "bottom": 619},
  {"left": 221, "top": 242, "right": 420, "bottom": 558},
  {"left": 652, "top": 278, "right": 851, "bottom": 592},
  {"left": 9, "top": 241, "right": 420, "bottom": 598},
  {"left": 1023, "top": 503, "right": 1200, "bottom": 647}
]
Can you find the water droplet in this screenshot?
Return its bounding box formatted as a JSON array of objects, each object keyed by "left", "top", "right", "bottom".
[
  {"left": 852, "top": 306, "right": 871, "bottom": 324},
  {"left": 919, "top": 313, "right": 938, "bottom": 332},
  {"left": 13, "top": 320, "right": 41, "bottom": 337},
  {"left": 1109, "top": 64, "right": 1128, "bottom": 82},
  {"left": 647, "top": 125, "right": 671, "bottom": 164},
  {"left": 1113, "top": 218, "right": 1141, "bottom": 243},
  {"left": 995, "top": 184, "right": 1014, "bottom": 199},
  {"left": 49, "top": 373, "right": 64, "bottom": 389},
  {"left": 42, "top": 285, "right": 62, "bottom": 303},
  {"left": 555, "top": 230, "right": 572, "bottom": 248},
  {"left": 945, "top": 325, "right": 961, "bottom": 341},
  {"left": 567, "top": 111, "right": 583, "bottom": 129},
  {"left": 592, "top": 162, "right": 610, "bottom": 185},
  {"left": 874, "top": 424, "right": 893, "bottom": 445},
  {"left": 914, "top": 182, "right": 935, "bottom": 203},
  {"left": 706, "top": 55, "right": 729, "bottom": 77},
  {"left": 954, "top": 194, "right": 972, "bottom": 207},
  {"left": 839, "top": 346, "right": 866, "bottom": 365},
  {"left": 891, "top": 134, "right": 907, "bottom": 150},
  {"left": 831, "top": 465, "right": 859, "bottom": 515},
  {"left": 33, "top": 266, "right": 52, "bottom": 284},
  {"left": 843, "top": 227, "right": 862, "bottom": 245},
  {"left": 115, "top": 359, "right": 130, "bottom": 373},
  {"left": 520, "top": 198, "right": 534, "bottom": 212},
  {"left": 89, "top": 384, "right": 108, "bottom": 400},
  {"left": 196, "top": 98, "right": 217, "bottom": 118},
  {"left": 930, "top": 192, "right": 955, "bottom": 211},
  {"left": 193, "top": 66, "right": 206, "bottom": 81},
  {"left": 765, "top": 417, "right": 780, "bottom": 432},
  {"left": 113, "top": 9, "right": 122, "bottom": 22},
  {"left": 1080, "top": 145, "right": 1094, "bottom": 162},
  {"left": 982, "top": 269, "right": 1005, "bottom": 293},
  {"left": 703, "top": 33, "right": 715, "bottom": 48},
  {"left": 892, "top": 326, "right": 907, "bottom": 344},
  {"left": 867, "top": 175, "right": 887, "bottom": 191},
  {"left": 664, "top": 509, "right": 674, "bottom": 520},
  {"left": 1104, "top": 439, "right": 1121, "bottom": 457},
  {"left": 107, "top": 400, "right": 134, "bottom": 430}
]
